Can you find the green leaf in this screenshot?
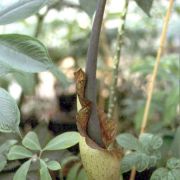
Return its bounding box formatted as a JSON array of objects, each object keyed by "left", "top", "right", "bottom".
[
  {"left": 0, "top": 88, "right": 20, "bottom": 133},
  {"left": 13, "top": 160, "right": 31, "bottom": 180},
  {"left": 14, "top": 72, "right": 36, "bottom": 95},
  {"left": 79, "top": 0, "right": 97, "bottom": 17},
  {"left": 0, "top": 0, "right": 48, "bottom": 25},
  {"left": 171, "top": 127, "right": 180, "bottom": 158},
  {"left": 0, "top": 155, "right": 7, "bottom": 172},
  {"left": 7, "top": 145, "right": 33, "bottom": 160},
  {"left": 150, "top": 168, "right": 169, "bottom": 180},
  {"left": 116, "top": 133, "right": 142, "bottom": 151},
  {"left": 140, "top": 133, "right": 163, "bottom": 153},
  {"left": 43, "top": 132, "right": 80, "bottom": 151},
  {"left": 40, "top": 159, "right": 52, "bottom": 180},
  {"left": 0, "top": 139, "right": 17, "bottom": 154},
  {"left": 77, "top": 168, "right": 88, "bottom": 180},
  {"left": 0, "top": 34, "right": 53, "bottom": 73},
  {"left": 0, "top": 61, "right": 14, "bottom": 76},
  {"left": 134, "top": 0, "right": 153, "bottom": 16},
  {"left": 167, "top": 158, "right": 180, "bottom": 170},
  {"left": 150, "top": 135, "right": 163, "bottom": 150},
  {"left": 22, "top": 131, "right": 41, "bottom": 151},
  {"left": 47, "top": 160, "right": 61, "bottom": 171},
  {"left": 171, "top": 169, "right": 180, "bottom": 179},
  {"left": 67, "top": 162, "right": 81, "bottom": 180},
  {"left": 121, "top": 152, "right": 149, "bottom": 173}
]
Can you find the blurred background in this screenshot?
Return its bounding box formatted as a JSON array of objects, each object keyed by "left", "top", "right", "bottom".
[{"left": 0, "top": 0, "right": 179, "bottom": 179}]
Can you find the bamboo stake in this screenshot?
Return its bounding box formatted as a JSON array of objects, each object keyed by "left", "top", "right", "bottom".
[{"left": 130, "top": 0, "right": 174, "bottom": 179}]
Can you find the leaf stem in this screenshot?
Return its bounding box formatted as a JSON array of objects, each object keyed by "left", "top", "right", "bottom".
[
  {"left": 107, "top": 0, "right": 129, "bottom": 120},
  {"left": 130, "top": 0, "right": 174, "bottom": 179}
]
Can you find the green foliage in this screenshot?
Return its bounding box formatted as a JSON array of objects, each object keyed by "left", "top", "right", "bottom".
[
  {"left": 0, "top": 139, "right": 17, "bottom": 172},
  {"left": 79, "top": 0, "right": 97, "bottom": 17},
  {"left": 47, "top": 160, "right": 61, "bottom": 170},
  {"left": 0, "top": 34, "right": 52, "bottom": 73},
  {"left": 116, "top": 133, "right": 163, "bottom": 173},
  {"left": 14, "top": 72, "right": 36, "bottom": 95},
  {"left": 0, "top": 34, "right": 69, "bottom": 87},
  {"left": 116, "top": 133, "right": 142, "bottom": 151},
  {"left": 0, "top": 0, "right": 48, "bottom": 25},
  {"left": 134, "top": 0, "right": 154, "bottom": 16},
  {"left": 0, "top": 155, "right": 7, "bottom": 172},
  {"left": 43, "top": 131, "right": 80, "bottom": 151},
  {"left": 171, "top": 127, "right": 180, "bottom": 158},
  {"left": 40, "top": 159, "right": 52, "bottom": 180},
  {"left": 7, "top": 145, "right": 33, "bottom": 160},
  {"left": 0, "top": 88, "right": 20, "bottom": 133},
  {"left": 151, "top": 158, "right": 180, "bottom": 180},
  {"left": 22, "top": 131, "right": 42, "bottom": 151},
  {"left": 67, "top": 162, "right": 81, "bottom": 180},
  {"left": 13, "top": 159, "right": 31, "bottom": 180},
  {"left": 4, "top": 130, "right": 79, "bottom": 179}
]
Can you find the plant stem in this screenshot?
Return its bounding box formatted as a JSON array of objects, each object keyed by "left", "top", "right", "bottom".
[
  {"left": 85, "top": 0, "right": 107, "bottom": 146},
  {"left": 130, "top": 0, "right": 174, "bottom": 179},
  {"left": 107, "top": 0, "right": 129, "bottom": 120}
]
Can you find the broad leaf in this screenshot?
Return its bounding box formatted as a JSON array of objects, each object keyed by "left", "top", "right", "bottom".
[
  {"left": 40, "top": 159, "right": 52, "bottom": 180},
  {"left": 43, "top": 132, "right": 80, "bottom": 151},
  {"left": 0, "top": 61, "right": 14, "bottom": 76},
  {"left": 79, "top": 0, "right": 97, "bottom": 17},
  {"left": 150, "top": 135, "right": 163, "bottom": 150},
  {"left": 140, "top": 133, "right": 163, "bottom": 153},
  {"left": 121, "top": 152, "right": 149, "bottom": 173},
  {"left": 0, "top": 34, "right": 69, "bottom": 88},
  {"left": 0, "top": 155, "right": 7, "bottom": 172},
  {"left": 47, "top": 160, "right": 61, "bottom": 171},
  {"left": 0, "top": 88, "right": 20, "bottom": 133},
  {"left": 0, "top": 0, "right": 48, "bottom": 25},
  {"left": 134, "top": 0, "right": 153, "bottom": 16},
  {"left": 0, "top": 139, "right": 17, "bottom": 154},
  {"left": 22, "top": 131, "right": 41, "bottom": 151},
  {"left": 167, "top": 158, "right": 180, "bottom": 169},
  {"left": 150, "top": 168, "right": 169, "bottom": 180},
  {"left": 116, "top": 133, "right": 142, "bottom": 151},
  {"left": 13, "top": 160, "right": 31, "bottom": 180},
  {"left": 0, "top": 34, "right": 52, "bottom": 73},
  {"left": 7, "top": 145, "right": 33, "bottom": 160}
]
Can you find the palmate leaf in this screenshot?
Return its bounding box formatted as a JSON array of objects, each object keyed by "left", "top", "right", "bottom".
[
  {"left": 13, "top": 159, "right": 31, "bottom": 180},
  {"left": 0, "top": 139, "right": 18, "bottom": 154},
  {"left": 40, "top": 159, "right": 52, "bottom": 180},
  {"left": 0, "top": 88, "right": 20, "bottom": 133},
  {"left": 7, "top": 145, "right": 33, "bottom": 160},
  {"left": 0, "top": 0, "right": 48, "bottom": 25},
  {"left": 43, "top": 132, "right": 80, "bottom": 151},
  {"left": 22, "top": 131, "right": 41, "bottom": 151}
]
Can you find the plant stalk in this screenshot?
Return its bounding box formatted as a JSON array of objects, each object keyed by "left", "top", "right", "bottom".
[
  {"left": 85, "top": 0, "right": 107, "bottom": 146},
  {"left": 130, "top": 0, "right": 174, "bottom": 179},
  {"left": 107, "top": 0, "right": 129, "bottom": 120}
]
